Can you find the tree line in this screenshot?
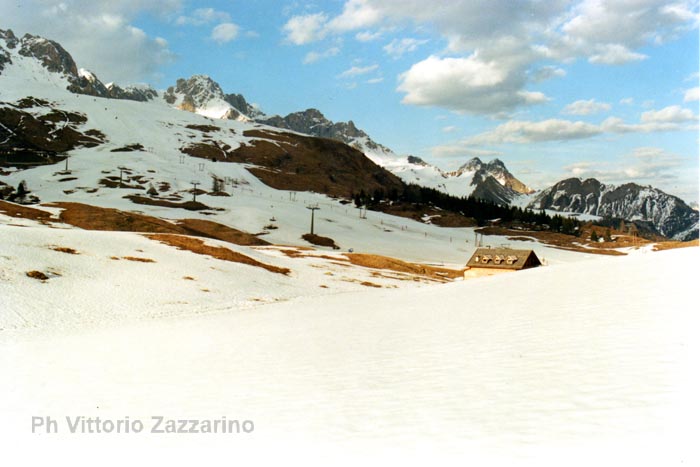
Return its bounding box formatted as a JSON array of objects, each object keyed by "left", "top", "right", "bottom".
[{"left": 352, "top": 183, "right": 581, "bottom": 235}]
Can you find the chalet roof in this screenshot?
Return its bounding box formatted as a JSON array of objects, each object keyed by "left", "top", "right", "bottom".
[{"left": 466, "top": 247, "right": 541, "bottom": 270}]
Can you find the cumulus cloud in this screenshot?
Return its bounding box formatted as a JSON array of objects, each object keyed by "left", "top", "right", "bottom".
[
  {"left": 0, "top": 0, "right": 180, "bottom": 83},
  {"left": 640, "top": 105, "right": 697, "bottom": 123},
  {"left": 397, "top": 54, "right": 548, "bottom": 115},
  {"left": 563, "top": 147, "right": 686, "bottom": 186},
  {"left": 326, "top": 0, "right": 382, "bottom": 33},
  {"left": 211, "top": 23, "right": 239, "bottom": 44},
  {"left": 383, "top": 38, "right": 428, "bottom": 58},
  {"left": 588, "top": 44, "right": 648, "bottom": 65},
  {"left": 684, "top": 87, "right": 700, "bottom": 102},
  {"left": 282, "top": 13, "right": 328, "bottom": 45},
  {"left": 465, "top": 119, "right": 603, "bottom": 145},
  {"left": 281, "top": 0, "right": 698, "bottom": 114},
  {"left": 461, "top": 109, "right": 697, "bottom": 145},
  {"left": 530, "top": 66, "right": 567, "bottom": 83},
  {"left": 562, "top": 99, "right": 612, "bottom": 115}
]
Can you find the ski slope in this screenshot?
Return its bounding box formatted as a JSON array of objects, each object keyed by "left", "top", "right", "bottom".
[{"left": 0, "top": 242, "right": 696, "bottom": 466}]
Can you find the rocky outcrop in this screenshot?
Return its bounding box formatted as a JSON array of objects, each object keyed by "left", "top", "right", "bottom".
[
  {"left": 530, "top": 178, "right": 699, "bottom": 240},
  {"left": 105, "top": 83, "right": 158, "bottom": 102},
  {"left": 18, "top": 33, "right": 78, "bottom": 76}
]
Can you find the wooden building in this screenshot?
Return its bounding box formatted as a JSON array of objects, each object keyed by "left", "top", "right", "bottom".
[{"left": 464, "top": 247, "right": 541, "bottom": 279}]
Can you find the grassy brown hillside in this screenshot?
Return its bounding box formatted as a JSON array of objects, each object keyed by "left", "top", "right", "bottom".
[{"left": 181, "top": 129, "right": 405, "bottom": 199}]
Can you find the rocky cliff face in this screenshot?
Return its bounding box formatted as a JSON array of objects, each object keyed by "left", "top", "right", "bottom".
[
  {"left": 530, "top": 178, "right": 699, "bottom": 240},
  {"left": 0, "top": 29, "right": 157, "bottom": 102},
  {"left": 453, "top": 158, "right": 534, "bottom": 196},
  {"left": 258, "top": 108, "right": 388, "bottom": 150},
  {"left": 163, "top": 75, "right": 261, "bottom": 120}
]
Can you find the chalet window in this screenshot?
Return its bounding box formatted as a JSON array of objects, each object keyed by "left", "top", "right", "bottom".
[
  {"left": 494, "top": 255, "right": 505, "bottom": 265},
  {"left": 481, "top": 255, "right": 492, "bottom": 264},
  {"left": 506, "top": 255, "right": 518, "bottom": 265}
]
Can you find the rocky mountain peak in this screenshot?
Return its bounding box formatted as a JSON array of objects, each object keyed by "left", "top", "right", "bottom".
[
  {"left": 18, "top": 33, "right": 78, "bottom": 77},
  {"left": 0, "top": 29, "right": 19, "bottom": 49},
  {"left": 164, "top": 75, "right": 225, "bottom": 105},
  {"left": 530, "top": 178, "right": 698, "bottom": 240}
]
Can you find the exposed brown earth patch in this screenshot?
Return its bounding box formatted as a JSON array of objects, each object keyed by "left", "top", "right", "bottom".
[
  {"left": 653, "top": 240, "right": 699, "bottom": 251},
  {"left": 302, "top": 233, "right": 340, "bottom": 249},
  {"left": 345, "top": 253, "right": 463, "bottom": 282},
  {"left": 181, "top": 129, "right": 404, "bottom": 199},
  {"left": 48, "top": 203, "right": 259, "bottom": 247},
  {"left": 0, "top": 200, "right": 53, "bottom": 222},
  {"left": 50, "top": 246, "right": 79, "bottom": 254},
  {"left": 146, "top": 234, "right": 290, "bottom": 275},
  {"left": 477, "top": 226, "right": 628, "bottom": 256}
]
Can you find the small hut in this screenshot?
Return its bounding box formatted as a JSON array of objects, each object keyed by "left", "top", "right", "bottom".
[{"left": 464, "top": 247, "right": 541, "bottom": 279}]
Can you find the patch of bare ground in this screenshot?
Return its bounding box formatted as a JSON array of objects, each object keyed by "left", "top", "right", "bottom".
[
  {"left": 124, "top": 194, "right": 214, "bottom": 211},
  {"left": 345, "top": 253, "right": 463, "bottom": 282},
  {"left": 121, "top": 256, "right": 156, "bottom": 263},
  {"left": 653, "top": 240, "right": 699, "bottom": 251},
  {"left": 26, "top": 270, "right": 48, "bottom": 281},
  {"left": 180, "top": 129, "right": 404, "bottom": 199},
  {"left": 377, "top": 202, "right": 477, "bottom": 227},
  {"left": 146, "top": 234, "right": 290, "bottom": 275},
  {"left": 50, "top": 246, "right": 79, "bottom": 254},
  {"left": 302, "top": 233, "right": 340, "bottom": 249},
  {"left": 0, "top": 200, "right": 53, "bottom": 223},
  {"left": 176, "top": 218, "right": 269, "bottom": 246},
  {"left": 477, "top": 226, "right": 628, "bottom": 256},
  {"left": 47, "top": 202, "right": 263, "bottom": 246}
]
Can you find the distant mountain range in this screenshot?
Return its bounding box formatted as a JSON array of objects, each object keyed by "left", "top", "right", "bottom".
[{"left": 0, "top": 28, "right": 697, "bottom": 240}]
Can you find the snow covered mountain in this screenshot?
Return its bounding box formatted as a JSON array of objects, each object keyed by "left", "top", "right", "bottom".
[
  {"left": 0, "top": 29, "right": 157, "bottom": 102},
  {"left": 529, "top": 178, "right": 699, "bottom": 240},
  {"left": 163, "top": 75, "right": 264, "bottom": 121},
  {"left": 1, "top": 28, "right": 697, "bottom": 241}
]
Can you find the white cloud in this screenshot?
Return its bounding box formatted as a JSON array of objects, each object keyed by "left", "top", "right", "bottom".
[
  {"left": 327, "top": 0, "right": 382, "bottom": 33},
  {"left": 431, "top": 144, "right": 503, "bottom": 159},
  {"left": 562, "top": 99, "right": 611, "bottom": 115},
  {"left": 442, "top": 126, "right": 458, "bottom": 133},
  {"left": 530, "top": 66, "right": 566, "bottom": 83},
  {"left": 562, "top": 147, "right": 686, "bottom": 187},
  {"left": 282, "top": 13, "right": 328, "bottom": 45},
  {"left": 211, "top": 23, "right": 239, "bottom": 44},
  {"left": 465, "top": 119, "right": 603, "bottom": 144},
  {"left": 620, "top": 97, "right": 635, "bottom": 105},
  {"left": 355, "top": 30, "right": 382, "bottom": 42},
  {"left": 0, "top": 0, "right": 180, "bottom": 84},
  {"left": 588, "top": 44, "right": 647, "bottom": 65},
  {"left": 280, "top": 0, "right": 698, "bottom": 114},
  {"left": 366, "top": 77, "right": 384, "bottom": 84},
  {"left": 462, "top": 111, "right": 697, "bottom": 145},
  {"left": 337, "top": 64, "right": 378, "bottom": 78},
  {"left": 383, "top": 38, "right": 428, "bottom": 58},
  {"left": 176, "top": 8, "right": 230, "bottom": 26},
  {"left": 684, "top": 87, "right": 700, "bottom": 102},
  {"left": 640, "top": 105, "right": 697, "bottom": 123},
  {"left": 303, "top": 47, "right": 340, "bottom": 64},
  {"left": 397, "top": 54, "right": 548, "bottom": 115}
]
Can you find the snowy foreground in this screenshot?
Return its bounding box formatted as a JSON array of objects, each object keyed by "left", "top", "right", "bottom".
[{"left": 1, "top": 230, "right": 697, "bottom": 465}]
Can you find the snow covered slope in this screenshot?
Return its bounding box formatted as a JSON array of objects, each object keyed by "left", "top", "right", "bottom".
[{"left": 1, "top": 233, "right": 696, "bottom": 464}]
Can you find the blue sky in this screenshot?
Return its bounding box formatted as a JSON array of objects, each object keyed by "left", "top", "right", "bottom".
[{"left": 1, "top": 0, "right": 699, "bottom": 203}]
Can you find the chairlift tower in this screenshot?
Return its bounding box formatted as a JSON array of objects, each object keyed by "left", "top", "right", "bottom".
[
  {"left": 307, "top": 204, "right": 320, "bottom": 235},
  {"left": 191, "top": 180, "right": 200, "bottom": 202}
]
